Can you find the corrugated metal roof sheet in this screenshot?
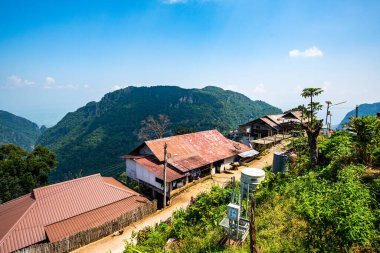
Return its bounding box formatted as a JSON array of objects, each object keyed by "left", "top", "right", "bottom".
[
  {"left": 144, "top": 130, "right": 251, "bottom": 172},
  {"left": 261, "top": 117, "right": 281, "bottom": 130},
  {"left": 280, "top": 111, "right": 307, "bottom": 123},
  {"left": 0, "top": 194, "right": 34, "bottom": 243},
  {"left": 135, "top": 157, "right": 185, "bottom": 182},
  {"left": 0, "top": 174, "right": 150, "bottom": 253},
  {"left": 238, "top": 149, "right": 259, "bottom": 158},
  {"left": 45, "top": 195, "right": 148, "bottom": 243},
  {"left": 265, "top": 114, "right": 284, "bottom": 124}
]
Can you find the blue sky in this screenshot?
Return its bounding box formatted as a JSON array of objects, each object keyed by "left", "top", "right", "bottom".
[{"left": 0, "top": 0, "right": 379, "bottom": 126}]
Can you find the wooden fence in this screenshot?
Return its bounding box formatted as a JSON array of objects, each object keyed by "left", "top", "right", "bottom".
[{"left": 15, "top": 200, "right": 157, "bottom": 253}]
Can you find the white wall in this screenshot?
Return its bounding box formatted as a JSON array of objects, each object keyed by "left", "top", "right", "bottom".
[
  {"left": 126, "top": 159, "right": 164, "bottom": 190},
  {"left": 126, "top": 159, "right": 137, "bottom": 180},
  {"left": 220, "top": 156, "right": 235, "bottom": 172}
]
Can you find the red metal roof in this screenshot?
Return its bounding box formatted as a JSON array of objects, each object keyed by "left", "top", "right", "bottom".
[
  {"left": 144, "top": 130, "right": 251, "bottom": 172},
  {"left": 0, "top": 174, "right": 150, "bottom": 253},
  {"left": 45, "top": 195, "right": 148, "bottom": 243},
  {"left": 135, "top": 157, "right": 185, "bottom": 182},
  {"left": 0, "top": 194, "right": 34, "bottom": 243}
]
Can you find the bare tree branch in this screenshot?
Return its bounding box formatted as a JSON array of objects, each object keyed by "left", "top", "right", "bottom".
[{"left": 138, "top": 114, "right": 172, "bottom": 141}]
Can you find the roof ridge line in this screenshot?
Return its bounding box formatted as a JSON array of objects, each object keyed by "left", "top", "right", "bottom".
[
  {"left": 45, "top": 195, "right": 141, "bottom": 228},
  {"left": 103, "top": 179, "right": 139, "bottom": 196},
  {"left": 145, "top": 129, "right": 218, "bottom": 143},
  {"left": 33, "top": 174, "right": 102, "bottom": 196}
]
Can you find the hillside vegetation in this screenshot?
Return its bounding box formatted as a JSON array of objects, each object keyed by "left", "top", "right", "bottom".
[
  {"left": 0, "top": 144, "right": 57, "bottom": 203},
  {"left": 0, "top": 110, "right": 41, "bottom": 151},
  {"left": 37, "top": 86, "right": 281, "bottom": 181},
  {"left": 123, "top": 116, "right": 380, "bottom": 252}
]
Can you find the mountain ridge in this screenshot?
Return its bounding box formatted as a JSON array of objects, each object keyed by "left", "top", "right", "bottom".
[
  {"left": 338, "top": 102, "right": 380, "bottom": 128},
  {"left": 37, "top": 85, "right": 282, "bottom": 181},
  {"left": 0, "top": 110, "right": 42, "bottom": 151}
]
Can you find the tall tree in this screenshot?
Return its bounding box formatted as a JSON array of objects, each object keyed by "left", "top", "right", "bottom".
[
  {"left": 300, "top": 88, "right": 324, "bottom": 168},
  {"left": 0, "top": 144, "right": 57, "bottom": 203},
  {"left": 138, "top": 114, "right": 172, "bottom": 141}
]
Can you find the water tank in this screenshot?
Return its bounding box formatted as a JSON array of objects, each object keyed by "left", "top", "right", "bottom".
[
  {"left": 240, "top": 167, "right": 265, "bottom": 198},
  {"left": 272, "top": 152, "right": 288, "bottom": 173}
]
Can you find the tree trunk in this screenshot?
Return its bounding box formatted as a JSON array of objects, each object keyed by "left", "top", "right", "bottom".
[
  {"left": 303, "top": 120, "right": 323, "bottom": 169},
  {"left": 308, "top": 131, "right": 318, "bottom": 168}
]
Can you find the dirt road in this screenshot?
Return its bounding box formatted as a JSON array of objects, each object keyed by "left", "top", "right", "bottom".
[{"left": 72, "top": 144, "right": 286, "bottom": 253}]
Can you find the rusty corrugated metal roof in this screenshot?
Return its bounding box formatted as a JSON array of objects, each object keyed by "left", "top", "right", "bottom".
[
  {"left": 260, "top": 117, "right": 281, "bottom": 130},
  {"left": 280, "top": 111, "right": 307, "bottom": 122},
  {"left": 144, "top": 130, "right": 251, "bottom": 172},
  {"left": 0, "top": 174, "right": 150, "bottom": 253},
  {"left": 265, "top": 114, "right": 284, "bottom": 124},
  {"left": 135, "top": 157, "right": 185, "bottom": 182}
]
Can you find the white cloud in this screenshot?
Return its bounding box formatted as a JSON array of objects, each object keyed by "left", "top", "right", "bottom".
[
  {"left": 289, "top": 46, "right": 323, "bottom": 58},
  {"left": 7, "top": 75, "right": 35, "bottom": 86},
  {"left": 111, "top": 85, "right": 125, "bottom": 91},
  {"left": 163, "top": 0, "right": 187, "bottom": 4},
  {"left": 45, "top": 76, "right": 56, "bottom": 85},
  {"left": 252, "top": 83, "right": 266, "bottom": 93},
  {"left": 64, "top": 84, "right": 78, "bottom": 90}
]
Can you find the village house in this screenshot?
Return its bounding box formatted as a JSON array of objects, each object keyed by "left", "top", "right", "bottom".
[
  {"left": 122, "top": 130, "right": 257, "bottom": 203},
  {"left": 239, "top": 111, "right": 305, "bottom": 139},
  {"left": 0, "top": 174, "right": 154, "bottom": 253}
]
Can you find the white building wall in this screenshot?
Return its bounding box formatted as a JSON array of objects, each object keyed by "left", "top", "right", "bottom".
[
  {"left": 125, "top": 159, "right": 137, "bottom": 180},
  {"left": 219, "top": 156, "right": 235, "bottom": 172},
  {"left": 126, "top": 159, "right": 163, "bottom": 190}
]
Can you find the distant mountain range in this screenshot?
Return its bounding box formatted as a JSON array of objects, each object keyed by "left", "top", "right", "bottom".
[
  {"left": 0, "top": 110, "right": 42, "bottom": 151},
  {"left": 37, "top": 85, "right": 282, "bottom": 181},
  {"left": 338, "top": 102, "right": 380, "bottom": 129}
]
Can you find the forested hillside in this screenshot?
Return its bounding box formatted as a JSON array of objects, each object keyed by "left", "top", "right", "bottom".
[
  {"left": 0, "top": 110, "right": 41, "bottom": 151},
  {"left": 37, "top": 86, "right": 281, "bottom": 181}
]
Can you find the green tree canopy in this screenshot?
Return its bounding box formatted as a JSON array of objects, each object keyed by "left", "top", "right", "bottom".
[
  {"left": 350, "top": 115, "right": 380, "bottom": 166},
  {"left": 0, "top": 144, "right": 57, "bottom": 203}
]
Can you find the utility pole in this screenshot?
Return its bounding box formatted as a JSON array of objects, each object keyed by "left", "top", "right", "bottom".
[
  {"left": 163, "top": 142, "right": 168, "bottom": 208},
  {"left": 325, "top": 101, "right": 332, "bottom": 132},
  {"left": 249, "top": 194, "right": 259, "bottom": 253},
  {"left": 355, "top": 105, "right": 359, "bottom": 118},
  {"left": 325, "top": 101, "right": 346, "bottom": 132}
]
